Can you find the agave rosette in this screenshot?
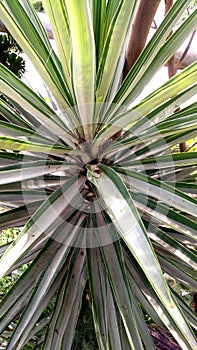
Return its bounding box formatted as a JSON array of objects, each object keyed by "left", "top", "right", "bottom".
[{"left": 0, "top": 0, "right": 197, "bottom": 349}]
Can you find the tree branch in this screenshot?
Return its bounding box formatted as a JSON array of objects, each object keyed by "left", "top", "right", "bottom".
[
  {"left": 123, "top": 0, "right": 161, "bottom": 79},
  {"left": 175, "top": 29, "right": 196, "bottom": 69}
]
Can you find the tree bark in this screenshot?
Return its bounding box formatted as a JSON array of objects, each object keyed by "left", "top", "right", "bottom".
[
  {"left": 123, "top": 0, "right": 161, "bottom": 79},
  {"left": 175, "top": 29, "right": 196, "bottom": 69},
  {"left": 174, "top": 50, "right": 197, "bottom": 69}
]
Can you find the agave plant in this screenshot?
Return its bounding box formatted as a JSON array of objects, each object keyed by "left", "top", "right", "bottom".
[{"left": 0, "top": 0, "right": 197, "bottom": 349}]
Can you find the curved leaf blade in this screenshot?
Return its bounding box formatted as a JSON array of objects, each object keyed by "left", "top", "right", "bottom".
[
  {"left": 88, "top": 164, "right": 197, "bottom": 350},
  {"left": 66, "top": 0, "right": 96, "bottom": 139},
  {"left": 0, "top": 176, "right": 84, "bottom": 279}
]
